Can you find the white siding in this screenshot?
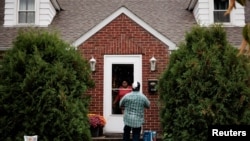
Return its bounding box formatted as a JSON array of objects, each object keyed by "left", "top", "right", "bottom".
[
  {"left": 192, "top": 0, "right": 245, "bottom": 27},
  {"left": 193, "top": 1, "right": 210, "bottom": 26},
  {"left": 39, "top": 0, "right": 56, "bottom": 26},
  {"left": 231, "top": 3, "right": 245, "bottom": 26},
  {"left": 3, "top": 0, "right": 57, "bottom": 27},
  {"left": 4, "top": 0, "right": 16, "bottom": 26}
]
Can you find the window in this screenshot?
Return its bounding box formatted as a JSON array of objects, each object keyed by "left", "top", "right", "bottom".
[
  {"left": 214, "top": 0, "right": 230, "bottom": 23},
  {"left": 112, "top": 64, "right": 133, "bottom": 114},
  {"left": 18, "top": 0, "right": 35, "bottom": 24}
]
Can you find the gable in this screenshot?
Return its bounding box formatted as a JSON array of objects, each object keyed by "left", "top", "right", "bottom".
[{"left": 72, "top": 6, "right": 177, "bottom": 50}]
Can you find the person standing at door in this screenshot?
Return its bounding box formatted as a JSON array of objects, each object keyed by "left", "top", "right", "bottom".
[
  {"left": 113, "top": 80, "right": 132, "bottom": 113},
  {"left": 119, "top": 81, "right": 150, "bottom": 141}
]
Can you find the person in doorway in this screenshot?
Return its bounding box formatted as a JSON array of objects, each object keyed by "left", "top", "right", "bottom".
[
  {"left": 113, "top": 80, "right": 132, "bottom": 114},
  {"left": 119, "top": 81, "right": 150, "bottom": 141}
]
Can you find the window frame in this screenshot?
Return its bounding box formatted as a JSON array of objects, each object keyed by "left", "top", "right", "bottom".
[
  {"left": 17, "top": 0, "right": 36, "bottom": 25},
  {"left": 213, "top": 0, "right": 230, "bottom": 23}
]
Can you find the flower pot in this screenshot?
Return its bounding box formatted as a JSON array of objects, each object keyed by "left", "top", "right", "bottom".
[
  {"left": 99, "top": 127, "right": 103, "bottom": 136},
  {"left": 90, "top": 127, "right": 99, "bottom": 137}
]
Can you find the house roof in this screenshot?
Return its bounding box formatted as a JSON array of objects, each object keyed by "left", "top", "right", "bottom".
[
  {"left": 0, "top": 0, "right": 249, "bottom": 50},
  {"left": 71, "top": 6, "right": 177, "bottom": 50}
]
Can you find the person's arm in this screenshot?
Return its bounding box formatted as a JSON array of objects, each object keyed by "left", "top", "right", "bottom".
[
  {"left": 143, "top": 95, "right": 150, "bottom": 109},
  {"left": 145, "top": 100, "right": 150, "bottom": 109},
  {"left": 119, "top": 95, "right": 126, "bottom": 108},
  {"left": 113, "top": 95, "right": 119, "bottom": 106},
  {"left": 113, "top": 87, "right": 121, "bottom": 106}
]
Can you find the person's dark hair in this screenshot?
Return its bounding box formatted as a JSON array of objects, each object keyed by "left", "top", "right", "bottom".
[{"left": 132, "top": 81, "right": 140, "bottom": 91}]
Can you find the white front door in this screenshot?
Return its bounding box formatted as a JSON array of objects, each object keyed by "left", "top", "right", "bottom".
[{"left": 103, "top": 55, "right": 142, "bottom": 133}]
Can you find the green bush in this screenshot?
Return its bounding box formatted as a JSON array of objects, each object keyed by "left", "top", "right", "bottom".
[
  {"left": 0, "top": 28, "right": 94, "bottom": 141},
  {"left": 158, "top": 25, "right": 250, "bottom": 141}
]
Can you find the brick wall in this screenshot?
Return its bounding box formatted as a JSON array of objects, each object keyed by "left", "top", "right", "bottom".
[{"left": 78, "top": 14, "right": 170, "bottom": 133}]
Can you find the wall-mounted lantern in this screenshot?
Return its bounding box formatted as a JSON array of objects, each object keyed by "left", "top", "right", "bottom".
[
  {"left": 89, "top": 56, "right": 96, "bottom": 72},
  {"left": 150, "top": 56, "right": 157, "bottom": 71}
]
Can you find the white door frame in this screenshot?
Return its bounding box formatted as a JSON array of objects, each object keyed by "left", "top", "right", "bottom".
[{"left": 103, "top": 55, "right": 142, "bottom": 133}]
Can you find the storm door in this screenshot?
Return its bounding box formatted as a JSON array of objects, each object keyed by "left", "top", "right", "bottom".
[{"left": 103, "top": 55, "right": 142, "bottom": 133}]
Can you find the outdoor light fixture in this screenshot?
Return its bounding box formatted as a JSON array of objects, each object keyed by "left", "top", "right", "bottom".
[
  {"left": 89, "top": 56, "right": 96, "bottom": 72},
  {"left": 150, "top": 56, "right": 156, "bottom": 71}
]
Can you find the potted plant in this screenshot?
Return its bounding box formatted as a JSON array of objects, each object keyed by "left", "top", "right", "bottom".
[
  {"left": 88, "top": 114, "right": 106, "bottom": 137},
  {"left": 98, "top": 115, "right": 106, "bottom": 136}
]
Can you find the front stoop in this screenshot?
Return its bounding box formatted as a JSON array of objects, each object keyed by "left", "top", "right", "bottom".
[
  {"left": 92, "top": 133, "right": 122, "bottom": 141},
  {"left": 92, "top": 133, "right": 162, "bottom": 141}
]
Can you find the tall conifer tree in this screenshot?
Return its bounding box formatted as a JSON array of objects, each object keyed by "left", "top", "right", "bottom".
[
  {"left": 159, "top": 25, "right": 250, "bottom": 141},
  {"left": 0, "top": 28, "right": 94, "bottom": 141}
]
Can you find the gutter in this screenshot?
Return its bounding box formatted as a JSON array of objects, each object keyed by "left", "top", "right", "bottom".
[
  {"left": 186, "top": 0, "right": 198, "bottom": 11},
  {"left": 50, "top": 0, "right": 63, "bottom": 11}
]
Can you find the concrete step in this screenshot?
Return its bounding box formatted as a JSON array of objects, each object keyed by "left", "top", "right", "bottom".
[{"left": 92, "top": 133, "right": 162, "bottom": 141}]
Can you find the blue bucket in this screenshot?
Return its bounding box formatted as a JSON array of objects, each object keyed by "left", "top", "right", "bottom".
[{"left": 143, "top": 130, "right": 157, "bottom": 141}]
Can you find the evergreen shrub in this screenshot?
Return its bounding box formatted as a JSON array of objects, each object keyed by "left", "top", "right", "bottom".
[
  {"left": 0, "top": 28, "right": 94, "bottom": 141},
  {"left": 158, "top": 25, "right": 250, "bottom": 141}
]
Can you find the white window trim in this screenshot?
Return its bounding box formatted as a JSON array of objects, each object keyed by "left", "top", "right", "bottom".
[
  {"left": 16, "top": 0, "right": 39, "bottom": 26},
  {"left": 209, "top": 0, "right": 233, "bottom": 26}
]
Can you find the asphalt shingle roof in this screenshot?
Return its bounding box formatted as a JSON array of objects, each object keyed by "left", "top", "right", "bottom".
[{"left": 0, "top": 0, "right": 249, "bottom": 50}]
